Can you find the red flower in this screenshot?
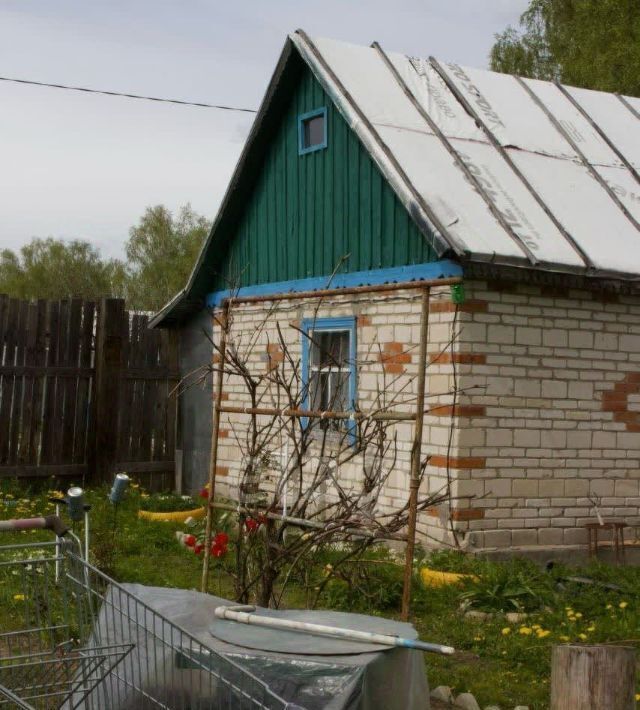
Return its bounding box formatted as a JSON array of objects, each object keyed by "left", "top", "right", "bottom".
[
  {"left": 211, "top": 542, "right": 227, "bottom": 558},
  {"left": 214, "top": 532, "right": 229, "bottom": 546},
  {"left": 199, "top": 487, "right": 209, "bottom": 499},
  {"left": 256, "top": 514, "right": 268, "bottom": 525},
  {"left": 183, "top": 534, "right": 196, "bottom": 547},
  {"left": 194, "top": 543, "right": 204, "bottom": 555},
  {"left": 245, "top": 517, "right": 259, "bottom": 532}
]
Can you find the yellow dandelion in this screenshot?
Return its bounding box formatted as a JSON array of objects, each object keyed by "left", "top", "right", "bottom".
[
  {"left": 606, "top": 603, "right": 613, "bottom": 610},
  {"left": 531, "top": 624, "right": 541, "bottom": 630},
  {"left": 473, "top": 636, "right": 483, "bottom": 641},
  {"left": 636, "top": 694, "right": 640, "bottom": 702},
  {"left": 587, "top": 625, "right": 595, "bottom": 632},
  {"left": 578, "top": 633, "right": 587, "bottom": 640},
  {"left": 560, "top": 635, "right": 570, "bottom": 642},
  {"left": 619, "top": 601, "right": 628, "bottom": 609},
  {"left": 536, "top": 629, "right": 551, "bottom": 638},
  {"left": 13, "top": 594, "right": 25, "bottom": 601},
  {"left": 501, "top": 627, "right": 511, "bottom": 636},
  {"left": 519, "top": 627, "right": 533, "bottom": 636},
  {"left": 574, "top": 612, "right": 583, "bottom": 619}
]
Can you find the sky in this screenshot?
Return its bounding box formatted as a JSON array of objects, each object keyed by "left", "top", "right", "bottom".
[{"left": 0, "top": 0, "right": 529, "bottom": 259}]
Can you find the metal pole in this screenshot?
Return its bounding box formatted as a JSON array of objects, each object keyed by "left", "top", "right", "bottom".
[
  {"left": 215, "top": 404, "right": 416, "bottom": 421},
  {"left": 402, "top": 287, "right": 430, "bottom": 620},
  {"left": 201, "top": 301, "right": 230, "bottom": 593}
]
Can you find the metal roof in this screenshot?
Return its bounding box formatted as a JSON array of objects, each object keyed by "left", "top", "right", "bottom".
[
  {"left": 292, "top": 32, "right": 640, "bottom": 280},
  {"left": 151, "top": 32, "right": 640, "bottom": 328}
]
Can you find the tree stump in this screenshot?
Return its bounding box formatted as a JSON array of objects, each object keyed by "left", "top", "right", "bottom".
[{"left": 551, "top": 644, "right": 636, "bottom": 709}]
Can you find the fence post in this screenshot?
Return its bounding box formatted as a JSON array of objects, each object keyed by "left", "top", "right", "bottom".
[
  {"left": 551, "top": 644, "right": 636, "bottom": 709},
  {"left": 93, "top": 298, "right": 125, "bottom": 482}
]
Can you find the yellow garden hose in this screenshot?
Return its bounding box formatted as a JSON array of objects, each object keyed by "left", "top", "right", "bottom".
[{"left": 137, "top": 507, "right": 206, "bottom": 523}]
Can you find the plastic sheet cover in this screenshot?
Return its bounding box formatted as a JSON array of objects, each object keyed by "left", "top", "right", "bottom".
[{"left": 82, "top": 584, "right": 430, "bottom": 710}]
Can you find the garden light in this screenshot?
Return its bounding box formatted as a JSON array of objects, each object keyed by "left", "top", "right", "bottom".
[
  {"left": 66, "top": 487, "right": 86, "bottom": 522},
  {"left": 109, "top": 473, "right": 130, "bottom": 504}
]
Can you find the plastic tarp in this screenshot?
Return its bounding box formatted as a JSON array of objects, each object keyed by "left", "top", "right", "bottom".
[
  {"left": 82, "top": 584, "right": 429, "bottom": 710},
  {"left": 295, "top": 35, "right": 640, "bottom": 279}
]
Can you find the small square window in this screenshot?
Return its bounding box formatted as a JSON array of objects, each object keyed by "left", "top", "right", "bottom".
[{"left": 298, "top": 108, "right": 327, "bottom": 155}]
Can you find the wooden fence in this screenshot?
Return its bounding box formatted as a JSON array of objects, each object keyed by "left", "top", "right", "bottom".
[{"left": 0, "top": 296, "right": 179, "bottom": 488}]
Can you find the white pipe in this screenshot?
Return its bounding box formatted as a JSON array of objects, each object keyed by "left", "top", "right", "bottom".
[{"left": 214, "top": 605, "right": 454, "bottom": 655}]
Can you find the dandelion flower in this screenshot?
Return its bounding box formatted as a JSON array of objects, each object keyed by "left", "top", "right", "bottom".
[
  {"left": 532, "top": 624, "right": 541, "bottom": 630},
  {"left": 13, "top": 594, "right": 25, "bottom": 601},
  {"left": 574, "top": 612, "right": 583, "bottom": 619},
  {"left": 636, "top": 694, "right": 640, "bottom": 702},
  {"left": 619, "top": 601, "right": 628, "bottom": 609},
  {"left": 501, "top": 628, "right": 511, "bottom": 636},
  {"left": 536, "top": 629, "right": 551, "bottom": 638},
  {"left": 606, "top": 603, "right": 613, "bottom": 610},
  {"left": 578, "top": 633, "right": 587, "bottom": 640},
  {"left": 519, "top": 627, "right": 533, "bottom": 636},
  {"left": 560, "top": 635, "right": 570, "bottom": 642},
  {"left": 473, "top": 636, "right": 483, "bottom": 641},
  {"left": 587, "top": 625, "right": 595, "bottom": 632}
]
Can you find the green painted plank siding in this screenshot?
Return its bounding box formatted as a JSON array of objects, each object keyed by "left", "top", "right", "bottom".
[{"left": 211, "top": 63, "right": 437, "bottom": 291}]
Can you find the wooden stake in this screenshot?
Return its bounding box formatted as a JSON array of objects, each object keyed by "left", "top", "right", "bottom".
[
  {"left": 551, "top": 644, "right": 636, "bottom": 709},
  {"left": 401, "top": 287, "right": 430, "bottom": 620},
  {"left": 201, "top": 301, "right": 229, "bottom": 592}
]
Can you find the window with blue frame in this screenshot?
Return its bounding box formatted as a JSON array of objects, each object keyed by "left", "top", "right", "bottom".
[
  {"left": 298, "top": 107, "right": 327, "bottom": 155},
  {"left": 301, "top": 317, "right": 356, "bottom": 438}
]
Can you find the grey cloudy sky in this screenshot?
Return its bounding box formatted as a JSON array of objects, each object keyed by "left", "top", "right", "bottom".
[{"left": 0, "top": 0, "right": 528, "bottom": 258}]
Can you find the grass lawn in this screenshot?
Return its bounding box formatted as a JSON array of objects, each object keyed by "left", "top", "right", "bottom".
[{"left": 1, "top": 480, "right": 639, "bottom": 709}]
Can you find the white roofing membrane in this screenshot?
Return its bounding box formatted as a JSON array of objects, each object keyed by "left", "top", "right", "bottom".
[{"left": 295, "top": 34, "right": 640, "bottom": 279}]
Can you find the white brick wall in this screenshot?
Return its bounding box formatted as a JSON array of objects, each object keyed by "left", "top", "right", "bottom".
[
  {"left": 454, "top": 280, "right": 640, "bottom": 549},
  {"left": 207, "top": 278, "right": 640, "bottom": 551}
]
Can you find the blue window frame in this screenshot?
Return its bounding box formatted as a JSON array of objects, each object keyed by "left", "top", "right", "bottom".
[
  {"left": 298, "top": 107, "right": 327, "bottom": 155},
  {"left": 301, "top": 316, "right": 357, "bottom": 441}
]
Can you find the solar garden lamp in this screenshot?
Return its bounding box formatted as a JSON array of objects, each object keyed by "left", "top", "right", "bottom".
[
  {"left": 47, "top": 486, "right": 91, "bottom": 575},
  {"left": 109, "top": 473, "right": 130, "bottom": 504}
]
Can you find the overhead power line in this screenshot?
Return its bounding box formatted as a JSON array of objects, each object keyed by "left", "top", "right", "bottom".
[{"left": 0, "top": 75, "right": 258, "bottom": 113}]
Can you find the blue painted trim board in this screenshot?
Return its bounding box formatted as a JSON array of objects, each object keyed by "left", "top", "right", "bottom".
[
  {"left": 205, "top": 259, "right": 462, "bottom": 307},
  {"left": 300, "top": 316, "right": 357, "bottom": 442}
]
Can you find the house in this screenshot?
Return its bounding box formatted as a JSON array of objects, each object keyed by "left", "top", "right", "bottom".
[{"left": 151, "top": 31, "right": 640, "bottom": 551}]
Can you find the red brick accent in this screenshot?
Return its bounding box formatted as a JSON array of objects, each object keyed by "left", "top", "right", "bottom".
[
  {"left": 379, "top": 342, "right": 412, "bottom": 373},
  {"left": 430, "top": 352, "right": 486, "bottom": 365},
  {"left": 358, "top": 315, "right": 372, "bottom": 326},
  {"left": 215, "top": 466, "right": 229, "bottom": 477},
  {"left": 218, "top": 429, "right": 230, "bottom": 439},
  {"left": 382, "top": 362, "right": 405, "bottom": 375},
  {"left": 266, "top": 343, "right": 285, "bottom": 371},
  {"left": 429, "top": 455, "right": 486, "bottom": 469},
  {"left": 430, "top": 404, "right": 486, "bottom": 417},
  {"left": 429, "top": 299, "right": 488, "bottom": 314},
  {"left": 601, "top": 373, "right": 640, "bottom": 431},
  {"left": 426, "top": 506, "right": 485, "bottom": 521}
]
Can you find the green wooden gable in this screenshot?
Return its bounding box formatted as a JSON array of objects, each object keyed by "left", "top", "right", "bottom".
[
  {"left": 152, "top": 44, "right": 446, "bottom": 327},
  {"left": 210, "top": 54, "right": 438, "bottom": 292}
]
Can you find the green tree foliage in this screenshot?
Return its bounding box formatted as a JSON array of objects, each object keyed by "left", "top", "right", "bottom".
[
  {"left": 0, "top": 204, "right": 210, "bottom": 311},
  {"left": 490, "top": 0, "right": 640, "bottom": 96},
  {"left": 118, "top": 204, "right": 210, "bottom": 312},
  {"left": 0, "top": 238, "right": 117, "bottom": 301}
]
